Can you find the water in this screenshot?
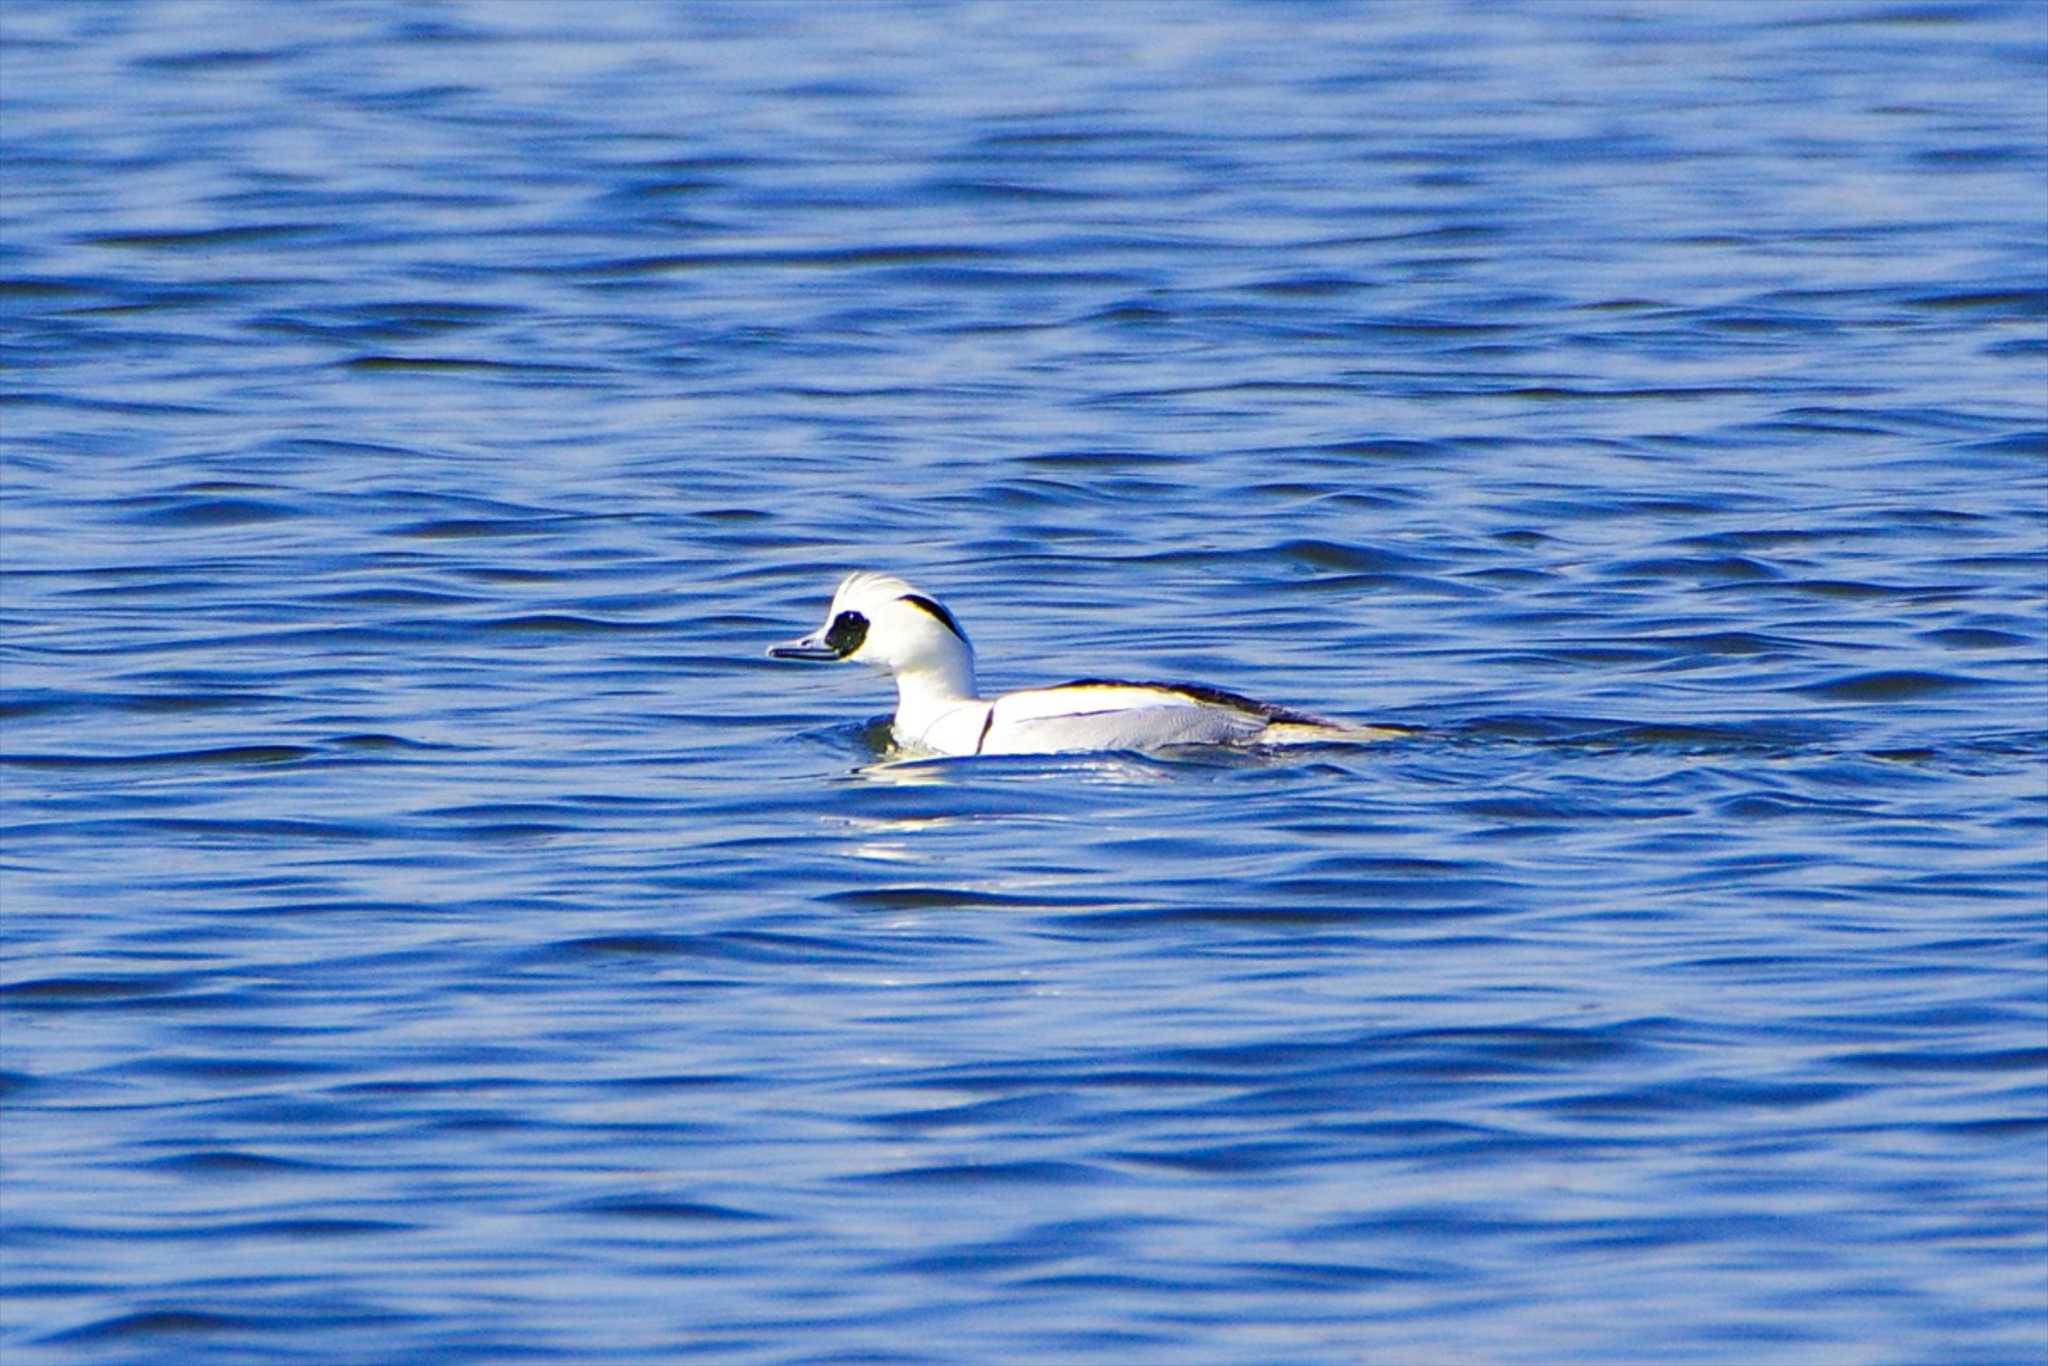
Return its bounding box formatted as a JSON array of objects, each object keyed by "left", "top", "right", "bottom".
[{"left": 3, "top": 1, "right": 2045, "bottom": 1361}]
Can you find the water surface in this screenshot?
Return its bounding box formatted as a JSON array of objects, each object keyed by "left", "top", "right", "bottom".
[{"left": 3, "top": 2, "right": 2045, "bottom": 1362}]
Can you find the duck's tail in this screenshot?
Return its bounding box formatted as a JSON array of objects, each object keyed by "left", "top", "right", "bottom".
[{"left": 1257, "top": 719, "right": 1422, "bottom": 746}]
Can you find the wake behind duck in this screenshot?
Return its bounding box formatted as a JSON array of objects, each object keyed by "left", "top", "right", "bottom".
[{"left": 769, "top": 570, "right": 1406, "bottom": 757}]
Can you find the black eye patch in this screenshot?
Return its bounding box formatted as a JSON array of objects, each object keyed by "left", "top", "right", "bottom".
[{"left": 825, "top": 609, "right": 869, "bottom": 656}]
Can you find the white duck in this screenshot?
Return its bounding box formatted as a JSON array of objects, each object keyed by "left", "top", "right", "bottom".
[{"left": 768, "top": 570, "right": 1403, "bottom": 756}]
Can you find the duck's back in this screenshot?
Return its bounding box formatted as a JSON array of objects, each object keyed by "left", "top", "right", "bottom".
[{"left": 976, "top": 678, "right": 1330, "bottom": 755}]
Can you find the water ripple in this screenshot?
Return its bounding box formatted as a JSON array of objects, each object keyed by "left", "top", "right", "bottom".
[{"left": 3, "top": 2, "right": 2043, "bottom": 1363}]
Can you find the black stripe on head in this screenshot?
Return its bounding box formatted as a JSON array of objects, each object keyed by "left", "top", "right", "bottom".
[
  {"left": 898, "top": 593, "right": 968, "bottom": 644},
  {"left": 824, "top": 609, "right": 869, "bottom": 657}
]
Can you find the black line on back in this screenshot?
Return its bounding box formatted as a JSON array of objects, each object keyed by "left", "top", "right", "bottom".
[
  {"left": 898, "top": 593, "right": 969, "bottom": 644},
  {"left": 973, "top": 705, "right": 996, "bottom": 754},
  {"left": 1052, "top": 678, "right": 1331, "bottom": 727}
]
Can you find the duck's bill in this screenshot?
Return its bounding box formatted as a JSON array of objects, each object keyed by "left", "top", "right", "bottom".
[{"left": 767, "top": 635, "right": 841, "bottom": 661}]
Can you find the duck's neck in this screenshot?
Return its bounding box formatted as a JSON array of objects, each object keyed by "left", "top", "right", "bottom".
[{"left": 891, "top": 658, "right": 980, "bottom": 735}]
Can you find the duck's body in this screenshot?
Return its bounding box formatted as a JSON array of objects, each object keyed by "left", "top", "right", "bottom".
[{"left": 769, "top": 571, "right": 1403, "bottom": 757}]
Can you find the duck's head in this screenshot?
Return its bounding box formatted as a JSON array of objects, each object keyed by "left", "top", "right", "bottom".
[{"left": 768, "top": 571, "right": 975, "bottom": 686}]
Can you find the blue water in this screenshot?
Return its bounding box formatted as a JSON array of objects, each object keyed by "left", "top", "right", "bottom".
[{"left": 4, "top": 2, "right": 2045, "bottom": 1361}]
